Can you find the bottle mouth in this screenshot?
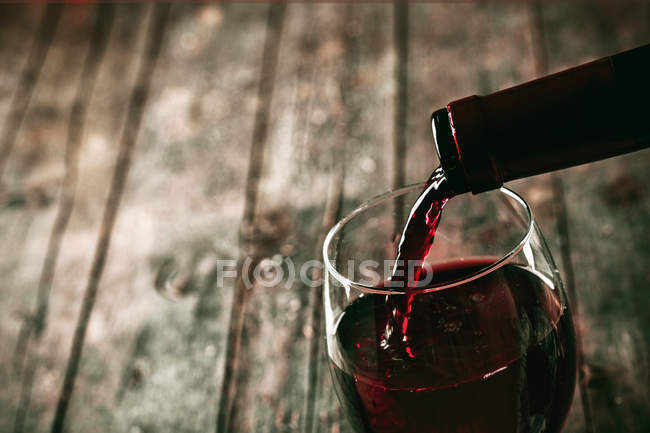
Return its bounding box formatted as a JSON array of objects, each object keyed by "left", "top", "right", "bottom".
[
  {"left": 431, "top": 108, "right": 469, "bottom": 194},
  {"left": 322, "top": 184, "right": 534, "bottom": 295}
]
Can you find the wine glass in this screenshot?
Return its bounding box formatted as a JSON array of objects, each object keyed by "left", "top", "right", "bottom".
[{"left": 323, "top": 185, "right": 577, "bottom": 433}]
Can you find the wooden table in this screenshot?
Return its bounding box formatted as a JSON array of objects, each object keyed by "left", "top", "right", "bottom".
[{"left": 1, "top": 3, "right": 648, "bottom": 433}]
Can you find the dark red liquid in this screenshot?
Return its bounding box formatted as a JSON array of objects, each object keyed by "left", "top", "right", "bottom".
[
  {"left": 389, "top": 166, "right": 455, "bottom": 358},
  {"left": 392, "top": 167, "right": 454, "bottom": 288},
  {"left": 330, "top": 258, "right": 577, "bottom": 433}
]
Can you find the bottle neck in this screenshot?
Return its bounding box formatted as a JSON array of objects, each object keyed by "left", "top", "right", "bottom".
[
  {"left": 433, "top": 43, "right": 650, "bottom": 194},
  {"left": 431, "top": 108, "right": 470, "bottom": 194}
]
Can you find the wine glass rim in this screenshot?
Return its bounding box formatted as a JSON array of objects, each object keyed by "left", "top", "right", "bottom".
[{"left": 322, "top": 184, "right": 534, "bottom": 295}]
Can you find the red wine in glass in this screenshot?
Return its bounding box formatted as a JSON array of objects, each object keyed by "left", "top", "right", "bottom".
[{"left": 330, "top": 258, "right": 577, "bottom": 433}]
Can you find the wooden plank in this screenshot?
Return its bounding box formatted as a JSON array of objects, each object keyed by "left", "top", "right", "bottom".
[
  {"left": 243, "top": 5, "right": 341, "bottom": 432},
  {"left": 256, "top": 4, "right": 384, "bottom": 432},
  {"left": 18, "top": 6, "right": 149, "bottom": 431},
  {"left": 405, "top": 3, "right": 481, "bottom": 185},
  {"left": 0, "top": 4, "right": 646, "bottom": 433},
  {"left": 335, "top": 4, "right": 394, "bottom": 206},
  {"left": 11, "top": 5, "right": 116, "bottom": 433},
  {"left": 199, "top": 4, "right": 396, "bottom": 433},
  {"left": 100, "top": 5, "right": 271, "bottom": 433},
  {"left": 0, "top": 6, "right": 67, "bottom": 370},
  {"left": 48, "top": 4, "right": 170, "bottom": 432},
  {"left": 213, "top": 4, "right": 392, "bottom": 432},
  {"left": 303, "top": 164, "right": 345, "bottom": 433},
  {"left": 215, "top": 4, "right": 288, "bottom": 433},
  {"left": 532, "top": 3, "right": 650, "bottom": 432},
  {"left": 0, "top": 6, "right": 41, "bottom": 126},
  {"left": 392, "top": 2, "right": 408, "bottom": 233},
  {"left": 559, "top": 152, "right": 650, "bottom": 433},
  {"left": 0, "top": 4, "right": 62, "bottom": 184},
  {"left": 0, "top": 5, "right": 44, "bottom": 393},
  {"left": 307, "top": 5, "right": 395, "bottom": 433},
  {"left": 307, "top": 7, "right": 408, "bottom": 433},
  {"left": 60, "top": 4, "right": 259, "bottom": 433},
  {"left": 0, "top": 5, "right": 97, "bottom": 432}
]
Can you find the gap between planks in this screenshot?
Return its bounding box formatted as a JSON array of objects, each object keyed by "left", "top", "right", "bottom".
[
  {"left": 11, "top": 5, "right": 116, "bottom": 433},
  {"left": 302, "top": 149, "right": 345, "bottom": 433},
  {"left": 1, "top": 2, "right": 62, "bottom": 391},
  {"left": 215, "top": 4, "right": 287, "bottom": 433},
  {"left": 392, "top": 2, "right": 408, "bottom": 232},
  {"left": 257, "top": 5, "right": 326, "bottom": 432},
  {"left": 303, "top": 5, "right": 385, "bottom": 433},
  {"left": 49, "top": 4, "right": 171, "bottom": 433},
  {"left": 0, "top": 4, "right": 62, "bottom": 189}
]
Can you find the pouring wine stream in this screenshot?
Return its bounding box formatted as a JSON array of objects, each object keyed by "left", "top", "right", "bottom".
[{"left": 390, "top": 166, "right": 455, "bottom": 356}]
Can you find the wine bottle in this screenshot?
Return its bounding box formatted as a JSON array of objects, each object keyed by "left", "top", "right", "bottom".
[{"left": 432, "top": 43, "right": 650, "bottom": 194}]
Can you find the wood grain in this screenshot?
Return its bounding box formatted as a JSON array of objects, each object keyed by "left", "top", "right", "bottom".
[
  {"left": 50, "top": 4, "right": 170, "bottom": 432},
  {"left": 308, "top": 5, "right": 396, "bottom": 433},
  {"left": 11, "top": 5, "right": 115, "bottom": 433},
  {"left": 0, "top": 5, "right": 99, "bottom": 432},
  {"left": 214, "top": 4, "right": 288, "bottom": 433},
  {"left": 219, "top": 4, "right": 393, "bottom": 431},
  {"left": 392, "top": 3, "right": 408, "bottom": 234},
  {"left": 112, "top": 5, "right": 269, "bottom": 433},
  {"left": 0, "top": 4, "right": 62, "bottom": 185},
  {"left": 0, "top": 3, "right": 648, "bottom": 433}
]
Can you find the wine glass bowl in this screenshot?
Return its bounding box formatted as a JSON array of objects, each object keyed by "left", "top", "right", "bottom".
[{"left": 323, "top": 185, "right": 577, "bottom": 433}]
